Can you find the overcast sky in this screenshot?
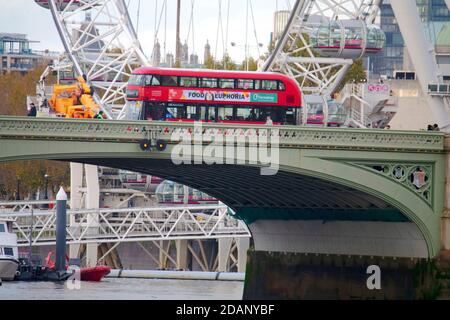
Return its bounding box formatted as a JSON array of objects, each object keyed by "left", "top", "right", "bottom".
[{"left": 0, "top": 0, "right": 293, "bottom": 63}]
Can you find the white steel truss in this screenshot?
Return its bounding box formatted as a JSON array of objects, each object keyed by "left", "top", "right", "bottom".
[
  {"left": 134, "top": 238, "right": 248, "bottom": 273},
  {"left": 47, "top": 0, "right": 150, "bottom": 119},
  {"left": 0, "top": 204, "right": 251, "bottom": 247},
  {"left": 262, "top": 0, "right": 382, "bottom": 96},
  {"left": 0, "top": 200, "right": 56, "bottom": 213}
]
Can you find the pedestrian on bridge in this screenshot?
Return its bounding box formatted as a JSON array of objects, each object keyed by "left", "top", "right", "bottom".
[
  {"left": 94, "top": 111, "right": 106, "bottom": 120},
  {"left": 27, "top": 103, "right": 37, "bottom": 117}
]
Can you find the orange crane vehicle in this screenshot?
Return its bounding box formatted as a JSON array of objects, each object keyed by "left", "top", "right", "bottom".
[
  {"left": 30, "top": 64, "right": 102, "bottom": 119},
  {"left": 48, "top": 75, "right": 100, "bottom": 119}
]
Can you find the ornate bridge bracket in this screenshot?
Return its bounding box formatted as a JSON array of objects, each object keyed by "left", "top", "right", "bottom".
[{"left": 353, "top": 162, "right": 434, "bottom": 207}]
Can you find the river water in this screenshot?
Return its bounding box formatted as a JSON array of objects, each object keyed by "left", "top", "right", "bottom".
[{"left": 0, "top": 278, "right": 244, "bottom": 300}]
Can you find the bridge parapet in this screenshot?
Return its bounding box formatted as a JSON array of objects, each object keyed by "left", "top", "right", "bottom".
[
  {"left": 0, "top": 116, "right": 445, "bottom": 152},
  {"left": 442, "top": 135, "right": 450, "bottom": 251}
]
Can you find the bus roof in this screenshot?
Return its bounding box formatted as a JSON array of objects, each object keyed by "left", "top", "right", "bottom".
[{"left": 133, "top": 66, "right": 297, "bottom": 83}]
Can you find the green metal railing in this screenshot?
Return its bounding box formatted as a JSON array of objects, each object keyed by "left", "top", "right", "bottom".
[{"left": 0, "top": 116, "right": 445, "bottom": 152}]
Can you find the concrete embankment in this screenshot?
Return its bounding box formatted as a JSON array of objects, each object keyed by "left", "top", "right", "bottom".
[{"left": 106, "top": 269, "right": 245, "bottom": 281}]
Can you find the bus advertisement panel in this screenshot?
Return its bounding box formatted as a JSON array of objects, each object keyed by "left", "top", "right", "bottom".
[{"left": 168, "top": 89, "right": 279, "bottom": 104}]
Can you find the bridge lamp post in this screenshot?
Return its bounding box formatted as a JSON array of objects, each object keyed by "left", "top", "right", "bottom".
[
  {"left": 15, "top": 178, "right": 20, "bottom": 201},
  {"left": 230, "top": 42, "right": 264, "bottom": 71},
  {"left": 44, "top": 174, "right": 50, "bottom": 200}
]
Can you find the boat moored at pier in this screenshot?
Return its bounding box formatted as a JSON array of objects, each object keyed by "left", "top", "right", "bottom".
[{"left": 0, "top": 219, "right": 19, "bottom": 281}]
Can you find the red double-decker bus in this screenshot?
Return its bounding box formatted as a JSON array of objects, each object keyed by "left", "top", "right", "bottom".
[{"left": 126, "top": 67, "right": 302, "bottom": 125}]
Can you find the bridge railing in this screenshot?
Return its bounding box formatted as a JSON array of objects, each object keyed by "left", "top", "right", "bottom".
[
  {"left": 0, "top": 116, "right": 445, "bottom": 152},
  {"left": 0, "top": 200, "right": 56, "bottom": 212}
]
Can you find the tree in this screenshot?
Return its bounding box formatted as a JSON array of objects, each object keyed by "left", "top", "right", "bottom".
[
  {"left": 0, "top": 64, "right": 54, "bottom": 116},
  {"left": 217, "top": 54, "right": 238, "bottom": 71},
  {"left": 203, "top": 55, "right": 216, "bottom": 70},
  {"left": 203, "top": 54, "right": 238, "bottom": 71},
  {"left": 0, "top": 160, "right": 70, "bottom": 200},
  {"left": 173, "top": 60, "right": 182, "bottom": 69},
  {"left": 0, "top": 64, "right": 69, "bottom": 200},
  {"left": 240, "top": 57, "right": 259, "bottom": 71},
  {"left": 334, "top": 59, "right": 367, "bottom": 93}
]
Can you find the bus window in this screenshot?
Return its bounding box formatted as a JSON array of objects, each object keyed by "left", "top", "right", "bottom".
[
  {"left": 278, "top": 81, "right": 286, "bottom": 91},
  {"left": 164, "top": 108, "right": 173, "bottom": 120},
  {"left": 274, "top": 107, "right": 284, "bottom": 123},
  {"left": 144, "top": 75, "right": 152, "bottom": 86},
  {"left": 186, "top": 106, "right": 198, "bottom": 120},
  {"left": 237, "top": 79, "right": 254, "bottom": 90},
  {"left": 201, "top": 78, "right": 218, "bottom": 88},
  {"left": 125, "top": 100, "right": 142, "bottom": 120},
  {"left": 219, "top": 79, "right": 235, "bottom": 89},
  {"left": 255, "top": 80, "right": 261, "bottom": 90},
  {"left": 166, "top": 106, "right": 186, "bottom": 119},
  {"left": 128, "top": 74, "right": 144, "bottom": 86},
  {"left": 236, "top": 107, "right": 251, "bottom": 121},
  {"left": 248, "top": 107, "right": 259, "bottom": 121},
  {"left": 180, "top": 77, "right": 198, "bottom": 87},
  {"left": 161, "top": 76, "right": 178, "bottom": 87},
  {"left": 285, "top": 107, "right": 296, "bottom": 125},
  {"left": 143, "top": 102, "right": 165, "bottom": 121},
  {"left": 144, "top": 75, "right": 161, "bottom": 86},
  {"left": 258, "top": 106, "right": 277, "bottom": 121},
  {"left": 261, "top": 80, "right": 278, "bottom": 91},
  {"left": 207, "top": 106, "right": 217, "bottom": 121},
  {"left": 199, "top": 106, "right": 208, "bottom": 121},
  {"left": 217, "top": 106, "right": 234, "bottom": 121}
]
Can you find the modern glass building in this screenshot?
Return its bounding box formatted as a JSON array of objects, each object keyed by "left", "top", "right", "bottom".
[
  {"left": 0, "top": 33, "right": 58, "bottom": 74},
  {"left": 0, "top": 33, "right": 37, "bottom": 73},
  {"left": 371, "top": 0, "right": 450, "bottom": 78}
]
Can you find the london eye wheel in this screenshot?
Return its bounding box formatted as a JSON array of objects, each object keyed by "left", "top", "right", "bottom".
[
  {"left": 263, "top": 0, "right": 383, "bottom": 96},
  {"left": 36, "top": 0, "right": 150, "bottom": 119},
  {"left": 38, "top": 0, "right": 385, "bottom": 124}
]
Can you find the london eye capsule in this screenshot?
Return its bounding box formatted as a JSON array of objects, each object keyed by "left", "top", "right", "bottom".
[
  {"left": 310, "top": 19, "right": 385, "bottom": 59},
  {"left": 35, "top": 0, "right": 93, "bottom": 11},
  {"left": 155, "top": 180, "right": 217, "bottom": 205}
]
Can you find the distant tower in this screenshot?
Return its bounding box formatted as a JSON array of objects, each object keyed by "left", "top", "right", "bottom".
[
  {"left": 204, "top": 40, "right": 211, "bottom": 64},
  {"left": 190, "top": 53, "right": 199, "bottom": 66},
  {"left": 182, "top": 41, "right": 189, "bottom": 65},
  {"left": 166, "top": 53, "right": 174, "bottom": 68},
  {"left": 273, "top": 10, "right": 290, "bottom": 42},
  {"left": 72, "top": 11, "right": 103, "bottom": 52},
  {"left": 152, "top": 39, "right": 161, "bottom": 66}
]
